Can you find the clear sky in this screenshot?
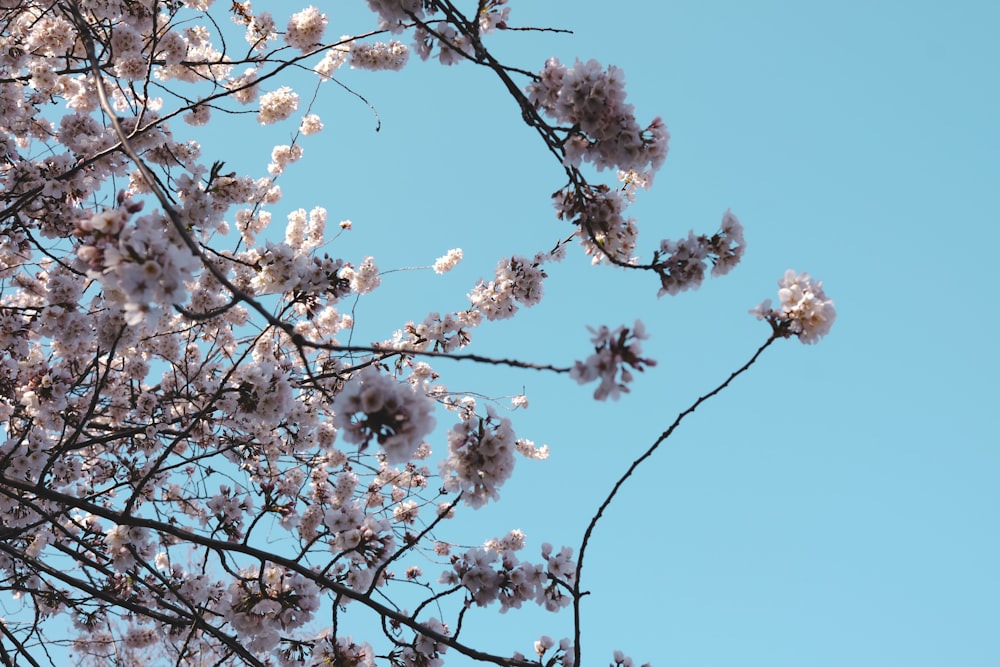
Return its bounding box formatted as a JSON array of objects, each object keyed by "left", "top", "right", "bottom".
[{"left": 188, "top": 1, "right": 999, "bottom": 665}]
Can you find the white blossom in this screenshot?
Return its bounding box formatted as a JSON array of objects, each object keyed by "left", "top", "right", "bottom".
[
  {"left": 257, "top": 86, "right": 299, "bottom": 125},
  {"left": 340, "top": 256, "right": 381, "bottom": 294},
  {"left": 315, "top": 41, "right": 351, "bottom": 78},
  {"left": 433, "top": 248, "right": 463, "bottom": 274},
  {"left": 284, "top": 6, "right": 327, "bottom": 51},
  {"left": 350, "top": 41, "right": 409, "bottom": 71},
  {"left": 752, "top": 270, "right": 836, "bottom": 344},
  {"left": 299, "top": 113, "right": 323, "bottom": 135}
]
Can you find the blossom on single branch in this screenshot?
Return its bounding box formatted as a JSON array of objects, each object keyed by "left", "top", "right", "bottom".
[{"left": 751, "top": 269, "right": 837, "bottom": 343}]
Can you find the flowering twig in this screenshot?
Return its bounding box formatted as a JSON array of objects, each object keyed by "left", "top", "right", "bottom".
[{"left": 572, "top": 333, "right": 779, "bottom": 666}]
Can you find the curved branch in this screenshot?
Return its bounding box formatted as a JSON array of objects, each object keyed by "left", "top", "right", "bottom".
[{"left": 572, "top": 334, "right": 778, "bottom": 665}]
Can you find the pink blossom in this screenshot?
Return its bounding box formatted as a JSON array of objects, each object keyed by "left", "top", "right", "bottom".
[
  {"left": 571, "top": 321, "right": 656, "bottom": 400},
  {"left": 527, "top": 58, "right": 668, "bottom": 178},
  {"left": 440, "top": 404, "right": 517, "bottom": 507},
  {"left": 332, "top": 367, "right": 436, "bottom": 464}
]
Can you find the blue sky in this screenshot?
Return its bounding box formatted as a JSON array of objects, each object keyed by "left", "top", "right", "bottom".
[{"left": 184, "top": 1, "right": 1000, "bottom": 665}]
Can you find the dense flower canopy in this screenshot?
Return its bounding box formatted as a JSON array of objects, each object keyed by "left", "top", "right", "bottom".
[{"left": 0, "top": 1, "right": 832, "bottom": 666}]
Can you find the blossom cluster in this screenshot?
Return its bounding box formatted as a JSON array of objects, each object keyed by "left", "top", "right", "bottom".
[
  {"left": 284, "top": 5, "right": 328, "bottom": 51},
  {"left": 515, "top": 636, "right": 576, "bottom": 667},
  {"left": 440, "top": 400, "right": 517, "bottom": 508},
  {"left": 332, "top": 367, "right": 436, "bottom": 464},
  {"left": 611, "top": 649, "right": 653, "bottom": 667},
  {"left": 751, "top": 269, "right": 837, "bottom": 343},
  {"left": 554, "top": 183, "right": 639, "bottom": 265},
  {"left": 440, "top": 536, "right": 575, "bottom": 613},
  {"left": 416, "top": 23, "right": 476, "bottom": 65},
  {"left": 383, "top": 244, "right": 564, "bottom": 355},
  {"left": 387, "top": 309, "right": 479, "bottom": 354},
  {"left": 350, "top": 40, "right": 410, "bottom": 71},
  {"left": 76, "top": 202, "right": 201, "bottom": 325},
  {"left": 433, "top": 248, "right": 463, "bottom": 274},
  {"left": 258, "top": 86, "right": 300, "bottom": 125},
  {"left": 571, "top": 321, "right": 657, "bottom": 400},
  {"left": 306, "top": 635, "right": 376, "bottom": 667},
  {"left": 478, "top": 0, "right": 511, "bottom": 34},
  {"left": 528, "top": 58, "right": 669, "bottom": 179},
  {"left": 653, "top": 209, "right": 746, "bottom": 296},
  {"left": 366, "top": 0, "right": 426, "bottom": 33},
  {"left": 223, "top": 565, "right": 322, "bottom": 653},
  {"left": 315, "top": 43, "right": 352, "bottom": 78},
  {"left": 468, "top": 253, "right": 548, "bottom": 320}
]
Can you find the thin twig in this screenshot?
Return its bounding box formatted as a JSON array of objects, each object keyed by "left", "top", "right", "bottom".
[{"left": 572, "top": 334, "right": 778, "bottom": 665}]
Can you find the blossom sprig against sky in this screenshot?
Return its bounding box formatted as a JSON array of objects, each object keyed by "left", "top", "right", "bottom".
[
  {"left": 571, "top": 321, "right": 657, "bottom": 400},
  {"left": 652, "top": 210, "right": 746, "bottom": 296},
  {"left": 257, "top": 86, "right": 300, "bottom": 124},
  {"left": 440, "top": 532, "right": 575, "bottom": 612},
  {"left": 433, "top": 248, "right": 464, "bottom": 274},
  {"left": 350, "top": 39, "right": 411, "bottom": 70},
  {"left": 751, "top": 270, "right": 837, "bottom": 344},
  {"left": 284, "top": 5, "right": 328, "bottom": 51},
  {"left": 527, "top": 57, "right": 669, "bottom": 179},
  {"left": 0, "top": 1, "right": 841, "bottom": 666}
]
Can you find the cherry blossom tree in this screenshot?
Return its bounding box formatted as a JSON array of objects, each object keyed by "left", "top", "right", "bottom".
[{"left": 0, "top": 1, "right": 836, "bottom": 666}]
